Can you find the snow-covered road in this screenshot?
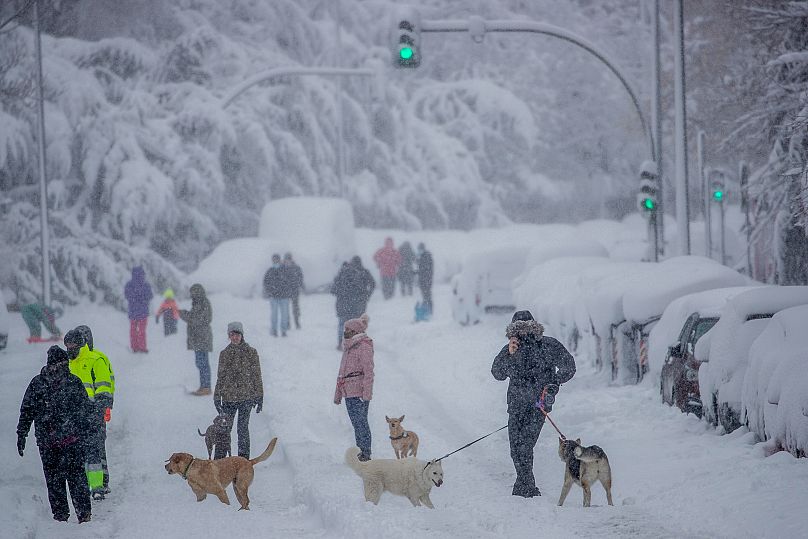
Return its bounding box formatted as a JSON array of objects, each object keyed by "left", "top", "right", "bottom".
[{"left": 2, "top": 286, "right": 807, "bottom": 538}]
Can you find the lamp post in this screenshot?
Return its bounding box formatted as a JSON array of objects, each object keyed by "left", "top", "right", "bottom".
[
  {"left": 34, "top": 0, "right": 51, "bottom": 306},
  {"left": 673, "top": 0, "right": 691, "bottom": 255}
]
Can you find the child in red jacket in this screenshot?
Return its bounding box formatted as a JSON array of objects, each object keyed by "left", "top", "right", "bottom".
[{"left": 155, "top": 289, "right": 180, "bottom": 336}]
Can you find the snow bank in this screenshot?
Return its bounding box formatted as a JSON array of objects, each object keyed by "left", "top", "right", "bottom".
[
  {"left": 647, "top": 286, "right": 761, "bottom": 381},
  {"left": 259, "top": 197, "right": 356, "bottom": 291},
  {"left": 699, "top": 286, "right": 808, "bottom": 429},
  {"left": 186, "top": 238, "right": 287, "bottom": 298},
  {"left": 743, "top": 305, "right": 808, "bottom": 455}
]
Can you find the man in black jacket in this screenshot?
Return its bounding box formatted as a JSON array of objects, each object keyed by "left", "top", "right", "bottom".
[
  {"left": 491, "top": 310, "right": 576, "bottom": 498},
  {"left": 416, "top": 243, "right": 434, "bottom": 312},
  {"left": 17, "top": 346, "right": 93, "bottom": 522},
  {"left": 330, "top": 256, "right": 375, "bottom": 349}
]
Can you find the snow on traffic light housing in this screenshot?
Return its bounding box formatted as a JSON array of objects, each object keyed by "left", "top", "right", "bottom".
[
  {"left": 391, "top": 9, "right": 421, "bottom": 68},
  {"left": 638, "top": 160, "right": 659, "bottom": 215}
]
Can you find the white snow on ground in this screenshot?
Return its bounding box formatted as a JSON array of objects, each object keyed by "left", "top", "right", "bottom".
[{"left": 2, "top": 285, "right": 808, "bottom": 538}]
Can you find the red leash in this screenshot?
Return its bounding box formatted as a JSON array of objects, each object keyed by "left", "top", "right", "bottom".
[{"left": 539, "top": 407, "right": 567, "bottom": 441}]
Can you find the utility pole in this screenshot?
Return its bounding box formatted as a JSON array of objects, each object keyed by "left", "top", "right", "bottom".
[
  {"left": 34, "top": 0, "right": 51, "bottom": 306},
  {"left": 673, "top": 0, "right": 691, "bottom": 255},
  {"left": 698, "top": 130, "right": 711, "bottom": 258},
  {"left": 651, "top": 0, "right": 664, "bottom": 257},
  {"left": 334, "top": 0, "right": 345, "bottom": 198}
]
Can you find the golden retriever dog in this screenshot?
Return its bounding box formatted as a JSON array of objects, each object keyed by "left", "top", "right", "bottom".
[
  {"left": 345, "top": 446, "right": 443, "bottom": 508},
  {"left": 165, "top": 437, "right": 277, "bottom": 510},
  {"left": 386, "top": 415, "right": 419, "bottom": 459}
]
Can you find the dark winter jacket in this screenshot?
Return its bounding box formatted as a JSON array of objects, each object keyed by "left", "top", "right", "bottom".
[
  {"left": 124, "top": 266, "right": 153, "bottom": 320},
  {"left": 398, "top": 242, "right": 416, "bottom": 282},
  {"left": 179, "top": 284, "right": 213, "bottom": 352},
  {"left": 491, "top": 320, "right": 576, "bottom": 414},
  {"left": 214, "top": 341, "right": 263, "bottom": 403},
  {"left": 286, "top": 261, "right": 304, "bottom": 296},
  {"left": 17, "top": 363, "right": 92, "bottom": 449},
  {"left": 331, "top": 262, "right": 376, "bottom": 319},
  {"left": 417, "top": 250, "right": 434, "bottom": 288},
  {"left": 263, "top": 265, "right": 295, "bottom": 299}
]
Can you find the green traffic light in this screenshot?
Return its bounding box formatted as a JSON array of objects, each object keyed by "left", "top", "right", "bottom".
[
  {"left": 643, "top": 198, "right": 655, "bottom": 211},
  {"left": 399, "top": 46, "right": 414, "bottom": 60},
  {"left": 713, "top": 190, "right": 724, "bottom": 201}
]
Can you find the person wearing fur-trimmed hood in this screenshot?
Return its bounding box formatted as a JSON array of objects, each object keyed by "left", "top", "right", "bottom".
[
  {"left": 491, "top": 310, "right": 576, "bottom": 498},
  {"left": 334, "top": 313, "right": 374, "bottom": 462}
]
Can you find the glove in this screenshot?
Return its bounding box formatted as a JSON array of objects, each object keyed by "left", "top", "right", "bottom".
[
  {"left": 214, "top": 396, "right": 223, "bottom": 414},
  {"left": 254, "top": 397, "right": 263, "bottom": 414},
  {"left": 104, "top": 407, "right": 111, "bottom": 422},
  {"left": 17, "top": 435, "right": 25, "bottom": 457}
]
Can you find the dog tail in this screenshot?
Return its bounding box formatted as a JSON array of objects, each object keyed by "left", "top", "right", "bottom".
[
  {"left": 249, "top": 437, "right": 278, "bottom": 466},
  {"left": 198, "top": 428, "right": 206, "bottom": 437},
  {"left": 574, "top": 445, "right": 607, "bottom": 462},
  {"left": 344, "top": 446, "right": 365, "bottom": 474}
]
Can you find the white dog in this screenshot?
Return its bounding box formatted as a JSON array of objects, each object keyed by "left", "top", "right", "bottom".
[{"left": 344, "top": 447, "right": 444, "bottom": 508}]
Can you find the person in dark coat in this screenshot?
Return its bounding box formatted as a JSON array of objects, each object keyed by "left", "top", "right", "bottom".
[
  {"left": 416, "top": 243, "right": 434, "bottom": 312},
  {"left": 398, "top": 241, "right": 416, "bottom": 296},
  {"left": 263, "top": 254, "right": 291, "bottom": 337},
  {"left": 17, "top": 346, "right": 93, "bottom": 523},
  {"left": 179, "top": 283, "right": 213, "bottom": 396},
  {"left": 330, "top": 256, "right": 375, "bottom": 349},
  {"left": 491, "top": 310, "right": 576, "bottom": 498},
  {"left": 283, "top": 253, "right": 305, "bottom": 330},
  {"left": 123, "top": 266, "right": 153, "bottom": 353},
  {"left": 213, "top": 322, "right": 263, "bottom": 459}
]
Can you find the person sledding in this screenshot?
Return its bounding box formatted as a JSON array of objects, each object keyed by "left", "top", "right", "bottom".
[{"left": 21, "top": 303, "right": 63, "bottom": 343}]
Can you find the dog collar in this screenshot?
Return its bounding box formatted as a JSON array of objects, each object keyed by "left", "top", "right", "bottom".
[
  {"left": 181, "top": 458, "right": 195, "bottom": 480},
  {"left": 389, "top": 433, "right": 408, "bottom": 440}
]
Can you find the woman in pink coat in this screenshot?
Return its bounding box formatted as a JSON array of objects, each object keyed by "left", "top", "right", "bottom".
[{"left": 334, "top": 313, "right": 374, "bottom": 461}]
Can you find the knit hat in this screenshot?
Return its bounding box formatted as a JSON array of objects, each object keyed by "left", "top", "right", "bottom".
[
  {"left": 47, "top": 345, "right": 68, "bottom": 365},
  {"left": 163, "top": 288, "right": 175, "bottom": 299},
  {"left": 344, "top": 313, "right": 369, "bottom": 334},
  {"left": 511, "top": 310, "right": 535, "bottom": 323},
  {"left": 227, "top": 321, "right": 243, "bottom": 335},
  {"left": 63, "top": 328, "right": 86, "bottom": 348}
]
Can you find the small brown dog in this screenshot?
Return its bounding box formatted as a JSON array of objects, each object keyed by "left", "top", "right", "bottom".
[
  {"left": 165, "top": 437, "right": 278, "bottom": 510},
  {"left": 386, "top": 415, "right": 419, "bottom": 459},
  {"left": 198, "top": 414, "right": 232, "bottom": 459}
]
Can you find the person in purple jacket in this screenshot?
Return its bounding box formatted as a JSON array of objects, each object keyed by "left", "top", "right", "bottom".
[{"left": 124, "top": 266, "right": 153, "bottom": 353}]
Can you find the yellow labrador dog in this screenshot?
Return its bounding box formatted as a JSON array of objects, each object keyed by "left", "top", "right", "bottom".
[{"left": 165, "top": 437, "right": 277, "bottom": 510}]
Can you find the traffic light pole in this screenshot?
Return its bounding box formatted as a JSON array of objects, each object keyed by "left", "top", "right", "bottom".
[
  {"left": 418, "top": 17, "right": 655, "bottom": 160},
  {"left": 34, "top": 0, "right": 51, "bottom": 307}
]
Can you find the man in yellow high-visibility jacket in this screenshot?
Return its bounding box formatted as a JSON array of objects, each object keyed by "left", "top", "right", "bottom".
[{"left": 65, "top": 327, "right": 115, "bottom": 501}]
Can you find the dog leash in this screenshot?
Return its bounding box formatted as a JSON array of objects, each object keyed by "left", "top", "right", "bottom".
[
  {"left": 539, "top": 407, "right": 567, "bottom": 441},
  {"left": 433, "top": 425, "right": 508, "bottom": 464}
]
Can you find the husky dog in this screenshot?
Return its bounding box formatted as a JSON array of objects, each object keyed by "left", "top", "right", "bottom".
[
  {"left": 557, "top": 438, "right": 613, "bottom": 507},
  {"left": 345, "top": 447, "right": 443, "bottom": 508}
]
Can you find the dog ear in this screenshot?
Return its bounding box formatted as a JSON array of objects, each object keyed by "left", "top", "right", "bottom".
[
  {"left": 399, "top": 415, "right": 405, "bottom": 422},
  {"left": 385, "top": 415, "right": 390, "bottom": 422},
  {"left": 576, "top": 438, "right": 581, "bottom": 444}
]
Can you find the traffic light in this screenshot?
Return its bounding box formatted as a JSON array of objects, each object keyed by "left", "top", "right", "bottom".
[
  {"left": 391, "top": 8, "right": 421, "bottom": 68},
  {"left": 637, "top": 160, "right": 659, "bottom": 215},
  {"left": 710, "top": 170, "right": 726, "bottom": 204}
]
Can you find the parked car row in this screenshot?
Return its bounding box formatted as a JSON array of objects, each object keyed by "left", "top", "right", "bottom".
[{"left": 654, "top": 286, "right": 808, "bottom": 457}]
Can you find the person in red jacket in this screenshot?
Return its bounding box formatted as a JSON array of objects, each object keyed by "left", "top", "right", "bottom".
[
  {"left": 334, "top": 313, "right": 374, "bottom": 461},
  {"left": 373, "top": 237, "right": 401, "bottom": 300},
  {"left": 155, "top": 288, "right": 180, "bottom": 336}
]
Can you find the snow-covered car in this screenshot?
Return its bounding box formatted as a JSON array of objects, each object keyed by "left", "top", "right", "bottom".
[
  {"left": 0, "top": 290, "right": 9, "bottom": 350},
  {"left": 451, "top": 246, "right": 528, "bottom": 325},
  {"left": 652, "top": 287, "right": 760, "bottom": 416},
  {"left": 742, "top": 304, "right": 808, "bottom": 457},
  {"left": 698, "top": 286, "right": 808, "bottom": 433}
]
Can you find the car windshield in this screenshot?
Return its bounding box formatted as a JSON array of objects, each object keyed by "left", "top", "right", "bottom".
[{"left": 693, "top": 318, "right": 718, "bottom": 342}]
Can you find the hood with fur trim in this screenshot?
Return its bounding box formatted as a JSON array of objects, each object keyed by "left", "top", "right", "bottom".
[{"left": 506, "top": 319, "right": 544, "bottom": 341}]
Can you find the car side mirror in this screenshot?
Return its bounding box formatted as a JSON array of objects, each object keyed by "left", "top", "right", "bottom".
[{"left": 668, "top": 343, "right": 682, "bottom": 357}]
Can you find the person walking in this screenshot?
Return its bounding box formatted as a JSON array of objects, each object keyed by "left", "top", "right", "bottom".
[
  {"left": 155, "top": 288, "right": 180, "bottom": 336},
  {"left": 21, "top": 303, "right": 63, "bottom": 343},
  {"left": 124, "top": 266, "right": 153, "bottom": 353},
  {"left": 330, "top": 256, "right": 375, "bottom": 349},
  {"left": 17, "top": 346, "right": 93, "bottom": 523},
  {"left": 373, "top": 237, "right": 401, "bottom": 300},
  {"left": 63, "top": 328, "right": 115, "bottom": 501},
  {"left": 398, "top": 241, "right": 416, "bottom": 296},
  {"left": 263, "top": 254, "right": 291, "bottom": 337},
  {"left": 334, "top": 314, "right": 374, "bottom": 462},
  {"left": 179, "top": 284, "right": 213, "bottom": 396},
  {"left": 213, "top": 322, "right": 264, "bottom": 459},
  {"left": 416, "top": 243, "right": 434, "bottom": 313},
  {"left": 491, "top": 310, "right": 576, "bottom": 498},
  {"left": 283, "top": 253, "right": 305, "bottom": 330},
  {"left": 74, "top": 325, "right": 115, "bottom": 496}
]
